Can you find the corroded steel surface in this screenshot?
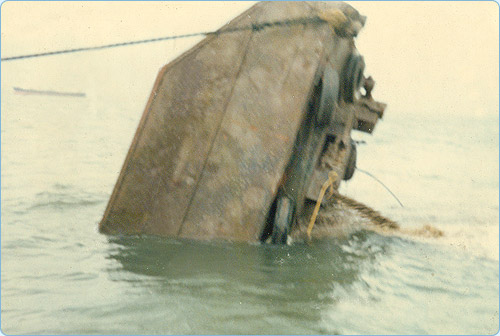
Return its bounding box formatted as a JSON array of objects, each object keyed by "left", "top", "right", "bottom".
[{"left": 100, "top": 1, "right": 373, "bottom": 242}]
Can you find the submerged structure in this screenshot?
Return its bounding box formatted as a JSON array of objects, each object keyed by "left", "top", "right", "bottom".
[{"left": 99, "top": 1, "right": 386, "bottom": 243}]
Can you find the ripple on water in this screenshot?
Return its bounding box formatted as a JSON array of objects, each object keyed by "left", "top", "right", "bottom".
[
  {"left": 318, "top": 230, "right": 499, "bottom": 334},
  {"left": 29, "top": 188, "right": 106, "bottom": 211}
]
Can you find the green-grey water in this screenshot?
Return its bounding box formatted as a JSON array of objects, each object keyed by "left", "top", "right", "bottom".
[{"left": 1, "top": 34, "right": 499, "bottom": 334}]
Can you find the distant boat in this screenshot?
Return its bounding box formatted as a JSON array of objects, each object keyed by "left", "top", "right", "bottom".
[{"left": 13, "top": 87, "right": 86, "bottom": 98}]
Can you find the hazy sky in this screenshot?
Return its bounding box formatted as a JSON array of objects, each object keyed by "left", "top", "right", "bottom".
[
  {"left": 1, "top": 1, "right": 498, "bottom": 118},
  {"left": 350, "top": 1, "right": 499, "bottom": 118}
]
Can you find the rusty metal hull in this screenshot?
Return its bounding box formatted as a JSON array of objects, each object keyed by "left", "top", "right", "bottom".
[{"left": 99, "top": 1, "right": 377, "bottom": 242}]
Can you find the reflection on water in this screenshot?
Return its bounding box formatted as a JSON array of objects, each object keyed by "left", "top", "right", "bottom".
[
  {"left": 100, "top": 230, "right": 498, "bottom": 335},
  {"left": 104, "top": 232, "right": 390, "bottom": 334}
]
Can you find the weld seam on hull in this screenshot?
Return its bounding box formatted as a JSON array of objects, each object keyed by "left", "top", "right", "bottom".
[
  {"left": 176, "top": 24, "right": 256, "bottom": 237},
  {"left": 99, "top": 4, "right": 264, "bottom": 234}
]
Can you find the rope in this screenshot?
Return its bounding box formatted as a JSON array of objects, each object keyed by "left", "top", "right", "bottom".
[
  {"left": 332, "top": 192, "right": 400, "bottom": 229},
  {"left": 307, "top": 169, "right": 401, "bottom": 239},
  {"left": 307, "top": 170, "right": 338, "bottom": 240},
  {"left": 355, "top": 167, "right": 404, "bottom": 207},
  {"left": 1, "top": 17, "right": 324, "bottom": 62},
  {"left": 1, "top": 32, "right": 206, "bottom": 62}
]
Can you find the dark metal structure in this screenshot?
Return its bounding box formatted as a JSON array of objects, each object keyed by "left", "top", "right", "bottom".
[{"left": 99, "top": 1, "right": 386, "bottom": 243}]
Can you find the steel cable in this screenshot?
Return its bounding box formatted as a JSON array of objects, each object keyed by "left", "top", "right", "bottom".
[{"left": 2, "top": 17, "right": 323, "bottom": 62}]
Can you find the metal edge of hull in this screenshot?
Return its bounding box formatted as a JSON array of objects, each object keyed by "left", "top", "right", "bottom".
[
  {"left": 99, "top": 3, "right": 266, "bottom": 236},
  {"left": 99, "top": 1, "right": 366, "bottom": 242}
]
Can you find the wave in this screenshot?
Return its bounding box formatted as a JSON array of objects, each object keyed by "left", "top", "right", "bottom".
[
  {"left": 30, "top": 191, "right": 104, "bottom": 210},
  {"left": 15, "top": 184, "right": 108, "bottom": 212}
]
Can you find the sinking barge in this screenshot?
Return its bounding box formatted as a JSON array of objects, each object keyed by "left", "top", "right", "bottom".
[{"left": 99, "top": 1, "right": 386, "bottom": 243}]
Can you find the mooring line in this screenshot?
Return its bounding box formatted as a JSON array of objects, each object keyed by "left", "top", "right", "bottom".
[
  {"left": 307, "top": 169, "right": 400, "bottom": 239},
  {"left": 355, "top": 166, "right": 404, "bottom": 208},
  {"left": 1, "top": 17, "right": 324, "bottom": 62},
  {"left": 332, "top": 191, "right": 400, "bottom": 229},
  {"left": 307, "top": 171, "right": 338, "bottom": 240}
]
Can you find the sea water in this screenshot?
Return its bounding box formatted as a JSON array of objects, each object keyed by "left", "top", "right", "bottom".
[{"left": 1, "top": 43, "right": 498, "bottom": 334}]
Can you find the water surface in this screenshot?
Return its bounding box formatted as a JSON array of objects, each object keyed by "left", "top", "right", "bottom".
[{"left": 1, "top": 47, "right": 498, "bottom": 335}]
